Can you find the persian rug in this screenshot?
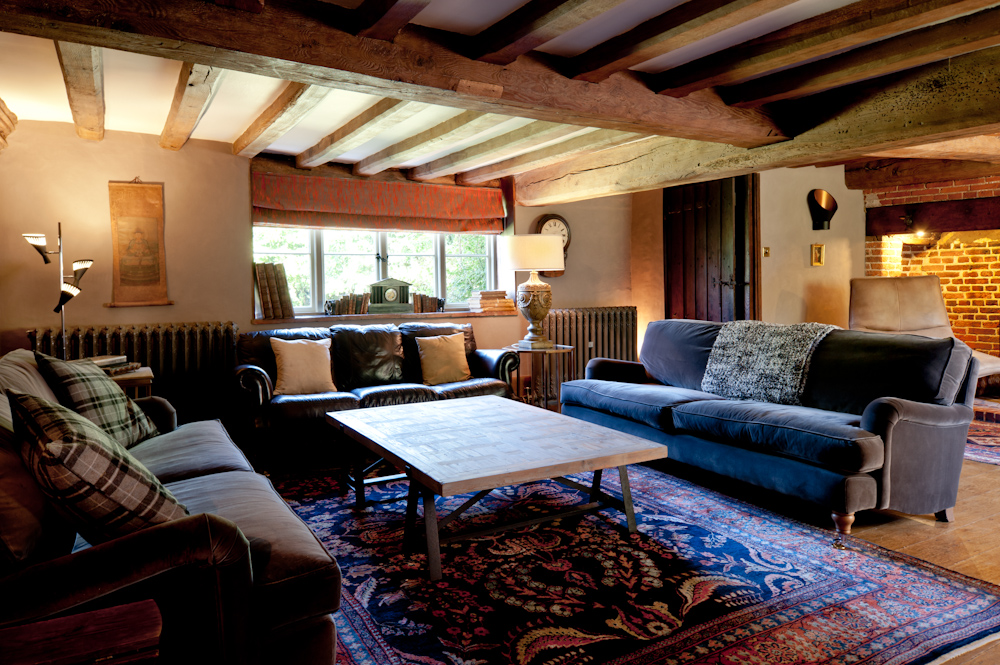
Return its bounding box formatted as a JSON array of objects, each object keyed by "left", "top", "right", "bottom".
[
  {"left": 276, "top": 465, "right": 1000, "bottom": 665},
  {"left": 966, "top": 419, "right": 1000, "bottom": 465}
]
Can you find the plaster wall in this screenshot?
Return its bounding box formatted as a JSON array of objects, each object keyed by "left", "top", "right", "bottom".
[{"left": 630, "top": 189, "right": 664, "bottom": 355}]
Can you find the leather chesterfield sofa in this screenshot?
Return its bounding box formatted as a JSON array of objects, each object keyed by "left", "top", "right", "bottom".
[{"left": 235, "top": 322, "right": 519, "bottom": 430}]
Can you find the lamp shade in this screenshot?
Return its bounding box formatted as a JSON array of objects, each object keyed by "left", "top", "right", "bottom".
[
  {"left": 23, "top": 234, "right": 51, "bottom": 264},
  {"left": 54, "top": 283, "right": 80, "bottom": 313},
  {"left": 497, "top": 235, "right": 564, "bottom": 273},
  {"left": 72, "top": 259, "right": 94, "bottom": 285}
]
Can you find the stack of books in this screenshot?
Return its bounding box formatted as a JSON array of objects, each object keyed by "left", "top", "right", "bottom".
[
  {"left": 89, "top": 355, "right": 142, "bottom": 376},
  {"left": 467, "top": 290, "right": 516, "bottom": 313},
  {"left": 254, "top": 262, "right": 296, "bottom": 320},
  {"left": 412, "top": 294, "right": 444, "bottom": 313},
  {"left": 326, "top": 293, "right": 370, "bottom": 315}
]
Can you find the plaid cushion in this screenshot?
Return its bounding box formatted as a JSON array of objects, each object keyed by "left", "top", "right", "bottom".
[
  {"left": 7, "top": 390, "right": 187, "bottom": 544},
  {"left": 35, "top": 353, "right": 158, "bottom": 449}
]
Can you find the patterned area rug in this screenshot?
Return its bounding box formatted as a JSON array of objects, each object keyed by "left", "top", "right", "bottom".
[
  {"left": 967, "top": 419, "right": 1000, "bottom": 465},
  {"left": 276, "top": 466, "right": 1000, "bottom": 665}
]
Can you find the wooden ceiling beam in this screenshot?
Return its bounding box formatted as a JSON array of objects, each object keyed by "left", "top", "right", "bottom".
[
  {"left": 469, "top": 0, "right": 629, "bottom": 66},
  {"left": 0, "top": 96, "right": 17, "bottom": 152},
  {"left": 652, "top": 0, "right": 997, "bottom": 98},
  {"left": 457, "top": 129, "right": 643, "bottom": 184},
  {"left": 53, "top": 41, "right": 104, "bottom": 141},
  {"left": 409, "top": 121, "right": 584, "bottom": 181},
  {"left": 0, "top": 0, "right": 786, "bottom": 148},
  {"left": 514, "top": 47, "right": 1000, "bottom": 205},
  {"left": 357, "top": 0, "right": 433, "bottom": 41},
  {"left": 724, "top": 6, "right": 1000, "bottom": 107},
  {"left": 296, "top": 98, "right": 426, "bottom": 169},
  {"left": 354, "top": 111, "right": 510, "bottom": 176},
  {"left": 845, "top": 158, "right": 1000, "bottom": 190},
  {"left": 867, "top": 135, "right": 1000, "bottom": 162},
  {"left": 233, "top": 82, "right": 329, "bottom": 157},
  {"left": 213, "top": 0, "right": 263, "bottom": 13},
  {"left": 159, "top": 63, "right": 226, "bottom": 151},
  {"left": 566, "top": 0, "right": 798, "bottom": 84}
]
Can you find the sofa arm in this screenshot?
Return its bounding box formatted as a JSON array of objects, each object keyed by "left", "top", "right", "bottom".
[
  {"left": 235, "top": 363, "right": 273, "bottom": 408},
  {"left": 585, "top": 358, "right": 653, "bottom": 383},
  {"left": 469, "top": 349, "right": 520, "bottom": 386},
  {"left": 862, "top": 397, "right": 974, "bottom": 515},
  {"left": 134, "top": 396, "right": 177, "bottom": 433},
  {"left": 0, "top": 513, "right": 252, "bottom": 664}
]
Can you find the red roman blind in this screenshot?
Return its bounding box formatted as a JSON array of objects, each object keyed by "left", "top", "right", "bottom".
[{"left": 251, "top": 172, "right": 505, "bottom": 234}]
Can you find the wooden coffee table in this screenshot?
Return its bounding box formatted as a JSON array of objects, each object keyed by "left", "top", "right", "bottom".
[{"left": 326, "top": 395, "right": 668, "bottom": 580}]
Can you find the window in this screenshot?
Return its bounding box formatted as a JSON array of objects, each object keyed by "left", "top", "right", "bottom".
[{"left": 253, "top": 228, "right": 496, "bottom": 314}]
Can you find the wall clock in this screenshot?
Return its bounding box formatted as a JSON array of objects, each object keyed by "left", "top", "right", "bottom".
[{"left": 534, "top": 213, "right": 570, "bottom": 277}]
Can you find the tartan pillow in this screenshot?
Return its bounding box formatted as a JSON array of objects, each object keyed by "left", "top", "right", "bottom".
[
  {"left": 7, "top": 390, "right": 187, "bottom": 544},
  {"left": 35, "top": 353, "right": 158, "bottom": 449}
]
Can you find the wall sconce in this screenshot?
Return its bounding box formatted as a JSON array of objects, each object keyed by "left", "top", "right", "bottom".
[
  {"left": 22, "top": 223, "right": 93, "bottom": 359},
  {"left": 808, "top": 189, "right": 838, "bottom": 230},
  {"left": 899, "top": 211, "right": 930, "bottom": 238}
]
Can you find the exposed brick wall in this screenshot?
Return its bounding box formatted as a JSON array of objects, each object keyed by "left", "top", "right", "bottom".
[{"left": 864, "top": 177, "right": 1000, "bottom": 355}]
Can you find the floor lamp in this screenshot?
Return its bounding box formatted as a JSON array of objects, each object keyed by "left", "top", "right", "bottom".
[
  {"left": 23, "top": 223, "right": 93, "bottom": 360},
  {"left": 497, "top": 235, "right": 565, "bottom": 349}
]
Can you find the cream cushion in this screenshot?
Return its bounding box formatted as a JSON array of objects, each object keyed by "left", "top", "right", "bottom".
[
  {"left": 415, "top": 333, "right": 472, "bottom": 386},
  {"left": 270, "top": 338, "right": 337, "bottom": 395}
]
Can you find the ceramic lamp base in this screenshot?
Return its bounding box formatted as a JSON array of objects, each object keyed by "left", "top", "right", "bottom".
[{"left": 516, "top": 271, "right": 554, "bottom": 349}]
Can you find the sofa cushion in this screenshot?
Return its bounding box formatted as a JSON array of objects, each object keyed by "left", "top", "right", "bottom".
[
  {"left": 270, "top": 338, "right": 338, "bottom": 395},
  {"left": 672, "top": 399, "right": 884, "bottom": 474},
  {"left": 0, "top": 442, "right": 46, "bottom": 567},
  {"left": 416, "top": 333, "right": 473, "bottom": 386},
  {"left": 270, "top": 392, "right": 360, "bottom": 420},
  {"left": 398, "top": 322, "right": 476, "bottom": 383},
  {"left": 562, "top": 379, "right": 725, "bottom": 431},
  {"left": 166, "top": 471, "right": 341, "bottom": 630},
  {"left": 801, "top": 330, "right": 973, "bottom": 414},
  {"left": 9, "top": 391, "right": 188, "bottom": 544},
  {"left": 0, "top": 350, "right": 59, "bottom": 439},
  {"left": 429, "top": 377, "right": 510, "bottom": 400},
  {"left": 331, "top": 325, "right": 404, "bottom": 390},
  {"left": 35, "top": 353, "right": 158, "bottom": 449},
  {"left": 351, "top": 384, "right": 439, "bottom": 408},
  {"left": 640, "top": 319, "right": 721, "bottom": 390},
  {"left": 236, "top": 328, "right": 336, "bottom": 385},
  {"left": 129, "top": 420, "right": 254, "bottom": 483}
]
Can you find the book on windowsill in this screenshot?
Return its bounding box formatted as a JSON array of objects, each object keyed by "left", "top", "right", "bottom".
[
  {"left": 102, "top": 362, "right": 142, "bottom": 376},
  {"left": 468, "top": 290, "right": 516, "bottom": 312}
]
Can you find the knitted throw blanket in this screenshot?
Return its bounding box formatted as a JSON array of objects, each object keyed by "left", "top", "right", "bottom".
[{"left": 701, "top": 320, "right": 838, "bottom": 405}]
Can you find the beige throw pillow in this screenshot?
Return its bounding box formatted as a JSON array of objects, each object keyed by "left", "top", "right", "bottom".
[
  {"left": 416, "top": 333, "right": 472, "bottom": 386},
  {"left": 270, "top": 338, "right": 337, "bottom": 395}
]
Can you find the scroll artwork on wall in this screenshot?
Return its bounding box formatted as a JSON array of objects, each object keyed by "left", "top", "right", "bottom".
[{"left": 107, "top": 180, "right": 173, "bottom": 307}]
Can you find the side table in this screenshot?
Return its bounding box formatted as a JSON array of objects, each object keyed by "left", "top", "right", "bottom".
[
  {"left": 111, "top": 367, "right": 154, "bottom": 398},
  {"left": 503, "top": 344, "right": 575, "bottom": 412}
]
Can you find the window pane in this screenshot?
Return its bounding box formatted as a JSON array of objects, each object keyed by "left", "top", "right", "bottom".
[
  {"left": 445, "top": 234, "right": 486, "bottom": 255},
  {"left": 253, "top": 227, "right": 309, "bottom": 254},
  {"left": 324, "top": 254, "right": 377, "bottom": 300},
  {"left": 446, "top": 257, "right": 487, "bottom": 303},
  {"left": 390, "top": 255, "right": 435, "bottom": 295},
  {"left": 255, "top": 253, "right": 312, "bottom": 307},
  {"left": 323, "top": 229, "right": 375, "bottom": 254},
  {"left": 388, "top": 231, "right": 434, "bottom": 255}
]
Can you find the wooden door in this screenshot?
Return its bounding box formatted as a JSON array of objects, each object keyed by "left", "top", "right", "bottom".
[{"left": 663, "top": 175, "right": 760, "bottom": 322}]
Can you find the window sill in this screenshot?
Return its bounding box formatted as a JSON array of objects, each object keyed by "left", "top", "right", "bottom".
[{"left": 252, "top": 310, "right": 518, "bottom": 326}]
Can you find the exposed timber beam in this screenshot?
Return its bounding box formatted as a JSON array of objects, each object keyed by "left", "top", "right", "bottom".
[
  {"left": 213, "top": 0, "right": 264, "bottom": 12},
  {"left": 867, "top": 135, "right": 1000, "bottom": 162},
  {"left": 0, "top": 0, "right": 786, "bottom": 148},
  {"left": 253, "top": 153, "right": 471, "bottom": 187},
  {"left": 724, "top": 6, "right": 1000, "bottom": 107},
  {"left": 467, "top": 0, "right": 629, "bottom": 66},
  {"left": 566, "top": 0, "right": 798, "bottom": 84},
  {"left": 159, "top": 63, "right": 226, "bottom": 151},
  {"left": 233, "top": 82, "right": 329, "bottom": 157},
  {"left": 515, "top": 47, "right": 1000, "bottom": 205},
  {"left": 53, "top": 41, "right": 104, "bottom": 141},
  {"left": 652, "top": 0, "right": 997, "bottom": 97},
  {"left": 355, "top": 111, "right": 510, "bottom": 176},
  {"left": 457, "top": 129, "right": 644, "bottom": 185},
  {"left": 845, "top": 159, "right": 1000, "bottom": 190},
  {"left": 410, "top": 121, "right": 584, "bottom": 181},
  {"left": 0, "top": 96, "right": 17, "bottom": 152},
  {"left": 296, "top": 98, "right": 426, "bottom": 169},
  {"left": 357, "top": 0, "right": 433, "bottom": 41}
]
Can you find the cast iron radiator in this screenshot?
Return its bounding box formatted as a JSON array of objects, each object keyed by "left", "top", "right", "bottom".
[
  {"left": 28, "top": 322, "right": 239, "bottom": 422},
  {"left": 539, "top": 306, "right": 638, "bottom": 399}
]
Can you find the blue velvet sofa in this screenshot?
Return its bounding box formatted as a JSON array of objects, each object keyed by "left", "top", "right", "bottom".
[{"left": 560, "top": 319, "right": 978, "bottom": 535}]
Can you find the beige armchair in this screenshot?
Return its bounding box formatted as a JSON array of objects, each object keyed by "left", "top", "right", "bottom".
[{"left": 849, "top": 275, "right": 1000, "bottom": 387}]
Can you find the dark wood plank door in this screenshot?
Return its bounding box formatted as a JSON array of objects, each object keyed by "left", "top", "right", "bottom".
[{"left": 663, "top": 175, "right": 760, "bottom": 322}]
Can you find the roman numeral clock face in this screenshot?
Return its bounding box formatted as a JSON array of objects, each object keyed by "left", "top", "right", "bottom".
[{"left": 535, "top": 214, "right": 570, "bottom": 277}]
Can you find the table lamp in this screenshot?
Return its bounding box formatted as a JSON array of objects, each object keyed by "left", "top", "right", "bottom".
[{"left": 498, "top": 235, "right": 565, "bottom": 349}]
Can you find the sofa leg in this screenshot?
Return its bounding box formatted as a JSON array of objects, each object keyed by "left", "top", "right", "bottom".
[
  {"left": 935, "top": 507, "right": 955, "bottom": 523},
  {"left": 831, "top": 511, "right": 854, "bottom": 550}
]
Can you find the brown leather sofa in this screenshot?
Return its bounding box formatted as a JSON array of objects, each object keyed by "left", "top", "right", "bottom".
[
  {"left": 234, "top": 322, "right": 519, "bottom": 428},
  {"left": 0, "top": 349, "right": 340, "bottom": 665}
]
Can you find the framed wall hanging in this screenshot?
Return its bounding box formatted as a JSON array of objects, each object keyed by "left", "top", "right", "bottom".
[{"left": 106, "top": 180, "right": 173, "bottom": 307}]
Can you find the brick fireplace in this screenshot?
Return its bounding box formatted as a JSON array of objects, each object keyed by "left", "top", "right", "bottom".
[{"left": 864, "top": 177, "right": 1000, "bottom": 357}]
